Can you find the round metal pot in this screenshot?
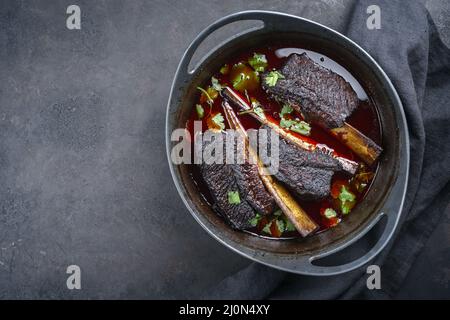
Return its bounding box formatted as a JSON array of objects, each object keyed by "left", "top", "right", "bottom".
[{"left": 166, "top": 10, "right": 409, "bottom": 275}]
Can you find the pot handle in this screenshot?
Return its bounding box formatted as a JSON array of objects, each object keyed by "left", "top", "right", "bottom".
[
  {"left": 296, "top": 211, "right": 397, "bottom": 275},
  {"left": 180, "top": 11, "right": 278, "bottom": 75}
]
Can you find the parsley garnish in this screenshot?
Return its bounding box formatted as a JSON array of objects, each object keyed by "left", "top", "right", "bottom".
[
  {"left": 339, "top": 185, "right": 356, "bottom": 215},
  {"left": 324, "top": 208, "right": 337, "bottom": 219},
  {"left": 275, "top": 219, "right": 285, "bottom": 233},
  {"left": 211, "top": 77, "right": 223, "bottom": 92},
  {"left": 195, "top": 104, "right": 204, "bottom": 119},
  {"left": 339, "top": 185, "right": 356, "bottom": 203},
  {"left": 264, "top": 70, "right": 284, "bottom": 87},
  {"left": 290, "top": 120, "right": 311, "bottom": 136},
  {"left": 285, "top": 219, "right": 296, "bottom": 232},
  {"left": 238, "top": 98, "right": 266, "bottom": 119},
  {"left": 249, "top": 213, "right": 262, "bottom": 227},
  {"left": 280, "top": 117, "right": 311, "bottom": 136},
  {"left": 280, "top": 118, "right": 296, "bottom": 129},
  {"left": 211, "top": 113, "right": 225, "bottom": 131},
  {"left": 248, "top": 53, "right": 268, "bottom": 72},
  {"left": 253, "top": 107, "right": 265, "bottom": 119},
  {"left": 227, "top": 190, "right": 241, "bottom": 205},
  {"left": 262, "top": 220, "right": 272, "bottom": 234},
  {"left": 280, "top": 104, "right": 293, "bottom": 117}
]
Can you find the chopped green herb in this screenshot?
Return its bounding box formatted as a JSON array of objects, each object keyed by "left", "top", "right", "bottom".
[
  {"left": 253, "top": 107, "right": 265, "bottom": 119},
  {"left": 238, "top": 98, "right": 266, "bottom": 119},
  {"left": 264, "top": 70, "right": 284, "bottom": 87},
  {"left": 275, "top": 219, "right": 285, "bottom": 234},
  {"left": 220, "top": 64, "right": 229, "bottom": 75},
  {"left": 339, "top": 185, "right": 356, "bottom": 215},
  {"left": 280, "top": 118, "right": 296, "bottom": 129},
  {"left": 211, "top": 77, "right": 223, "bottom": 92},
  {"left": 248, "top": 53, "right": 268, "bottom": 72},
  {"left": 211, "top": 112, "right": 225, "bottom": 131},
  {"left": 250, "top": 99, "right": 265, "bottom": 119},
  {"left": 227, "top": 190, "right": 240, "bottom": 205},
  {"left": 324, "top": 208, "right": 337, "bottom": 219},
  {"left": 195, "top": 104, "right": 204, "bottom": 119},
  {"left": 341, "top": 204, "right": 351, "bottom": 215},
  {"left": 249, "top": 213, "right": 262, "bottom": 227},
  {"left": 339, "top": 185, "right": 356, "bottom": 203},
  {"left": 262, "top": 220, "right": 272, "bottom": 234},
  {"left": 280, "top": 104, "right": 293, "bottom": 117},
  {"left": 285, "top": 219, "right": 296, "bottom": 232},
  {"left": 290, "top": 120, "right": 311, "bottom": 136},
  {"left": 280, "top": 116, "right": 311, "bottom": 136}
]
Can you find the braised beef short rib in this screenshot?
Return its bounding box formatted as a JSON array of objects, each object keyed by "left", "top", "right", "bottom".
[
  {"left": 261, "top": 125, "right": 341, "bottom": 200},
  {"left": 262, "top": 53, "right": 359, "bottom": 129},
  {"left": 200, "top": 133, "right": 275, "bottom": 229}
]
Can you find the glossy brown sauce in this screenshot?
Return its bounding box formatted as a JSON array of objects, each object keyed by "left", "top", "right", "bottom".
[{"left": 186, "top": 45, "right": 382, "bottom": 239}]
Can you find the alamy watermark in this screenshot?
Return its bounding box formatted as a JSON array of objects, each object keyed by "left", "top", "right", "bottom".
[
  {"left": 66, "top": 5, "right": 81, "bottom": 30},
  {"left": 66, "top": 265, "right": 81, "bottom": 290},
  {"left": 170, "top": 121, "right": 280, "bottom": 175},
  {"left": 367, "top": 5, "right": 381, "bottom": 30},
  {"left": 366, "top": 264, "right": 381, "bottom": 290}
]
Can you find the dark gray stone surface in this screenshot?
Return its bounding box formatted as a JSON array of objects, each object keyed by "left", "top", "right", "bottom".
[{"left": 0, "top": 0, "right": 448, "bottom": 299}]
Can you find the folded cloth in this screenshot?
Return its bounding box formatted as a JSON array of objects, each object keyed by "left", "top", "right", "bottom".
[{"left": 205, "top": 0, "right": 450, "bottom": 299}]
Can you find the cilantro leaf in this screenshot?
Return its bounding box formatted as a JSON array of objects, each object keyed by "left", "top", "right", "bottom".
[
  {"left": 264, "top": 70, "right": 284, "bottom": 87},
  {"left": 280, "top": 104, "right": 293, "bottom": 117},
  {"left": 280, "top": 116, "right": 311, "bottom": 136},
  {"left": 249, "top": 213, "right": 262, "bottom": 227},
  {"left": 339, "top": 185, "right": 356, "bottom": 203},
  {"left": 251, "top": 99, "right": 265, "bottom": 119},
  {"left": 253, "top": 107, "right": 265, "bottom": 119},
  {"left": 275, "top": 219, "right": 285, "bottom": 234},
  {"left": 341, "top": 204, "right": 351, "bottom": 215},
  {"left": 339, "top": 185, "right": 356, "bottom": 215},
  {"left": 227, "top": 190, "right": 241, "bottom": 205},
  {"left": 280, "top": 118, "right": 296, "bottom": 129},
  {"left": 285, "top": 219, "right": 296, "bottom": 232},
  {"left": 195, "top": 104, "right": 204, "bottom": 119},
  {"left": 248, "top": 53, "right": 268, "bottom": 72},
  {"left": 262, "top": 220, "right": 272, "bottom": 235},
  {"left": 324, "top": 208, "right": 337, "bottom": 219},
  {"left": 290, "top": 120, "right": 311, "bottom": 136},
  {"left": 211, "top": 77, "right": 223, "bottom": 91},
  {"left": 211, "top": 113, "right": 225, "bottom": 131}
]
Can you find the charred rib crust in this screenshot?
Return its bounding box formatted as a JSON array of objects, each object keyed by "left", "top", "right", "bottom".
[
  {"left": 231, "top": 162, "right": 276, "bottom": 215},
  {"left": 201, "top": 162, "right": 256, "bottom": 229},
  {"left": 200, "top": 132, "right": 275, "bottom": 229},
  {"left": 263, "top": 128, "right": 341, "bottom": 200},
  {"left": 262, "top": 53, "right": 359, "bottom": 129}
]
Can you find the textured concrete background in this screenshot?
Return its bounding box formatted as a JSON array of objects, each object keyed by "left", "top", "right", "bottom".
[{"left": 0, "top": 0, "right": 449, "bottom": 299}]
